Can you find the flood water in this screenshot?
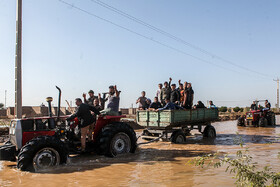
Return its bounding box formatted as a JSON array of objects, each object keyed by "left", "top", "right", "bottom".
[{"left": 1, "top": 117, "right": 280, "bottom": 187}]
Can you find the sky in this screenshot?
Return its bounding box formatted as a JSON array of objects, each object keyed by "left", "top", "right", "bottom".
[{"left": 0, "top": 0, "right": 280, "bottom": 108}]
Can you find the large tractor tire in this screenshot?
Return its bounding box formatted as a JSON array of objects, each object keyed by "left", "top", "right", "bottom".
[
  {"left": 258, "top": 117, "right": 268, "bottom": 127},
  {"left": 237, "top": 117, "right": 245, "bottom": 126},
  {"left": 171, "top": 130, "right": 186, "bottom": 144},
  {"left": 203, "top": 125, "right": 216, "bottom": 138},
  {"left": 97, "top": 122, "right": 137, "bottom": 157},
  {"left": 17, "top": 136, "right": 68, "bottom": 172},
  {"left": 0, "top": 144, "right": 16, "bottom": 161},
  {"left": 267, "top": 113, "right": 276, "bottom": 126}
]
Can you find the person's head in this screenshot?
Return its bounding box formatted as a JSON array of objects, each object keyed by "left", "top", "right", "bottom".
[
  {"left": 88, "top": 90, "right": 94, "bottom": 97},
  {"left": 94, "top": 98, "right": 99, "bottom": 106},
  {"left": 158, "top": 83, "right": 163, "bottom": 89},
  {"left": 187, "top": 83, "right": 192, "bottom": 88},
  {"left": 171, "top": 84, "right": 176, "bottom": 90},
  {"left": 146, "top": 98, "right": 151, "bottom": 105},
  {"left": 75, "top": 98, "right": 83, "bottom": 106},
  {"left": 179, "top": 83, "right": 183, "bottom": 90},
  {"left": 209, "top": 100, "right": 213, "bottom": 105},
  {"left": 164, "top": 81, "right": 168, "bottom": 88},
  {"left": 197, "top": 101, "right": 201, "bottom": 105},
  {"left": 253, "top": 101, "right": 256, "bottom": 104},
  {"left": 184, "top": 82, "right": 188, "bottom": 89},
  {"left": 109, "top": 85, "right": 115, "bottom": 95},
  {"left": 165, "top": 98, "right": 170, "bottom": 103},
  {"left": 265, "top": 100, "right": 268, "bottom": 103},
  {"left": 154, "top": 97, "right": 159, "bottom": 103},
  {"left": 141, "top": 91, "right": 146, "bottom": 97}
]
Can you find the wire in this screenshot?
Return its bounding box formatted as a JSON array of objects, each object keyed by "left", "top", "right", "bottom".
[
  {"left": 90, "top": 0, "right": 275, "bottom": 79},
  {"left": 57, "top": 0, "right": 257, "bottom": 76}
]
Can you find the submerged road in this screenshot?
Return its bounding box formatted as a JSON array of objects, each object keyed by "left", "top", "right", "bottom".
[{"left": 0, "top": 116, "right": 280, "bottom": 186}]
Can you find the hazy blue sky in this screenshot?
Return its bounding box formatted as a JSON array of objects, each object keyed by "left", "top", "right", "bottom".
[{"left": 0, "top": 0, "right": 279, "bottom": 108}]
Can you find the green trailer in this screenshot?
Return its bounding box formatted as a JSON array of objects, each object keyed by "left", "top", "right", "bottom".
[{"left": 136, "top": 108, "right": 219, "bottom": 143}]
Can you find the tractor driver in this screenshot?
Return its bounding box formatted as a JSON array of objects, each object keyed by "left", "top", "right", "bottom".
[
  {"left": 67, "top": 98, "right": 101, "bottom": 152},
  {"left": 250, "top": 101, "right": 258, "bottom": 111}
]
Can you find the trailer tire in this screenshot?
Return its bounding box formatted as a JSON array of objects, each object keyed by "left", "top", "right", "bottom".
[
  {"left": 171, "top": 130, "right": 186, "bottom": 144},
  {"left": 17, "top": 136, "right": 68, "bottom": 172},
  {"left": 203, "top": 125, "right": 216, "bottom": 138},
  {"left": 258, "top": 117, "right": 268, "bottom": 127},
  {"left": 97, "top": 122, "right": 137, "bottom": 157},
  {"left": 0, "top": 145, "right": 16, "bottom": 161}
]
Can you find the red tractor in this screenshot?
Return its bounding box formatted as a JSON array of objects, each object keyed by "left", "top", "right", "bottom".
[
  {"left": 0, "top": 87, "right": 137, "bottom": 172},
  {"left": 237, "top": 100, "right": 276, "bottom": 127}
]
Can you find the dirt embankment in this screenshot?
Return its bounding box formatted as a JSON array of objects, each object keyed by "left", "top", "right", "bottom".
[{"left": 0, "top": 127, "right": 9, "bottom": 143}]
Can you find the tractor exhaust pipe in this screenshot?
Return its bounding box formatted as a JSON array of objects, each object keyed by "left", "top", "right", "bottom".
[
  {"left": 56, "top": 86, "right": 61, "bottom": 119},
  {"left": 46, "top": 97, "right": 53, "bottom": 117}
]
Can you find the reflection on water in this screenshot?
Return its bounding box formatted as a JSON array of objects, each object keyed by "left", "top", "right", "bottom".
[{"left": 1, "top": 116, "right": 280, "bottom": 186}]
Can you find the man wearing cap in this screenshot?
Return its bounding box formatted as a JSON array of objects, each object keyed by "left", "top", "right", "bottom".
[{"left": 83, "top": 90, "right": 97, "bottom": 106}]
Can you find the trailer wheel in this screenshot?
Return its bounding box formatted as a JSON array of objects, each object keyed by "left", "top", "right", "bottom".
[
  {"left": 17, "top": 136, "right": 68, "bottom": 172},
  {"left": 258, "top": 117, "right": 268, "bottom": 127},
  {"left": 0, "top": 144, "right": 16, "bottom": 161},
  {"left": 203, "top": 125, "right": 216, "bottom": 138},
  {"left": 171, "top": 130, "right": 186, "bottom": 144},
  {"left": 97, "top": 122, "right": 137, "bottom": 157}
]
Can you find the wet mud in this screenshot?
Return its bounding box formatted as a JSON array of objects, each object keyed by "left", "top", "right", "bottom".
[{"left": 0, "top": 117, "right": 280, "bottom": 186}]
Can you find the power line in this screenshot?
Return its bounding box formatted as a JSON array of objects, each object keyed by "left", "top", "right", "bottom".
[
  {"left": 57, "top": 0, "right": 256, "bottom": 76},
  {"left": 90, "top": 0, "right": 274, "bottom": 79}
]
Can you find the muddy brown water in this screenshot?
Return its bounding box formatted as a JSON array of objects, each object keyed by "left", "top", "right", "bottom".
[{"left": 1, "top": 117, "right": 280, "bottom": 187}]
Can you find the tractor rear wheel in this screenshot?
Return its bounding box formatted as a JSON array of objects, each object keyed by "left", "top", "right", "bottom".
[
  {"left": 203, "top": 125, "right": 216, "bottom": 138},
  {"left": 97, "top": 122, "right": 137, "bottom": 157},
  {"left": 17, "top": 136, "right": 68, "bottom": 172},
  {"left": 171, "top": 130, "right": 186, "bottom": 144},
  {"left": 258, "top": 117, "right": 268, "bottom": 127}
]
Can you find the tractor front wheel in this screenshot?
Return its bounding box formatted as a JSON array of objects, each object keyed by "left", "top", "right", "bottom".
[
  {"left": 17, "top": 136, "right": 68, "bottom": 172},
  {"left": 258, "top": 117, "right": 268, "bottom": 127},
  {"left": 97, "top": 122, "right": 137, "bottom": 157}
]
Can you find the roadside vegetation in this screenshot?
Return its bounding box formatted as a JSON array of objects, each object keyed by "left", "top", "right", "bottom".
[{"left": 188, "top": 134, "right": 280, "bottom": 187}]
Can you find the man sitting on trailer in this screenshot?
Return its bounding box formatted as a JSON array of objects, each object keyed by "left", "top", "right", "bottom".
[
  {"left": 156, "top": 98, "right": 184, "bottom": 111},
  {"left": 149, "top": 97, "right": 162, "bottom": 110}
]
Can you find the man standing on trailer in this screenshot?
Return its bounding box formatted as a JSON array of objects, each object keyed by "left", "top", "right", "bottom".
[{"left": 67, "top": 98, "right": 101, "bottom": 152}]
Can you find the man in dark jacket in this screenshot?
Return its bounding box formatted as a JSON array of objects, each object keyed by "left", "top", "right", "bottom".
[
  {"left": 149, "top": 97, "right": 162, "bottom": 110},
  {"left": 67, "top": 98, "right": 101, "bottom": 152},
  {"left": 183, "top": 82, "right": 194, "bottom": 109},
  {"left": 170, "top": 83, "right": 180, "bottom": 104},
  {"left": 265, "top": 100, "right": 271, "bottom": 110}
]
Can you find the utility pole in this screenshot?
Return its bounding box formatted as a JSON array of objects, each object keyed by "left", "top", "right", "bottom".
[
  {"left": 15, "top": 0, "right": 22, "bottom": 118},
  {"left": 274, "top": 78, "right": 279, "bottom": 112}
]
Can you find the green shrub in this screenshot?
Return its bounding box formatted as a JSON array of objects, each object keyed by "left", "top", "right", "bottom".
[
  {"left": 233, "top": 107, "right": 241, "bottom": 112},
  {"left": 219, "top": 106, "right": 228, "bottom": 112}
]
